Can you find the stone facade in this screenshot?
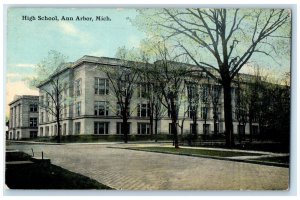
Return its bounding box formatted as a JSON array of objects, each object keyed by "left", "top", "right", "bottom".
[
  {"left": 8, "top": 95, "right": 39, "bottom": 140},
  {"left": 36, "top": 55, "right": 257, "bottom": 138}
]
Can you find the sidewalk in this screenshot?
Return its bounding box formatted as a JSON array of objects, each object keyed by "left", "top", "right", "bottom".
[{"left": 110, "top": 143, "right": 289, "bottom": 168}]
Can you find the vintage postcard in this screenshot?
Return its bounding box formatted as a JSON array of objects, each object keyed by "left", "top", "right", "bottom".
[{"left": 4, "top": 6, "right": 291, "bottom": 191}]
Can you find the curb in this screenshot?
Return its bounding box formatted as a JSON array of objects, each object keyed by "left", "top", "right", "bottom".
[
  {"left": 108, "top": 146, "right": 289, "bottom": 168},
  {"left": 8, "top": 141, "right": 65, "bottom": 145}
]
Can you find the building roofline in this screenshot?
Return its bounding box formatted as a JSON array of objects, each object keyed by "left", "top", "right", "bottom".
[
  {"left": 8, "top": 95, "right": 39, "bottom": 106},
  {"left": 37, "top": 64, "right": 72, "bottom": 88}
]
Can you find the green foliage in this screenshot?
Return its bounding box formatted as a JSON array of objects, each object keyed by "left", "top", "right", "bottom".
[
  {"left": 6, "top": 151, "right": 32, "bottom": 161},
  {"left": 250, "top": 156, "right": 289, "bottom": 164},
  {"left": 6, "top": 164, "right": 112, "bottom": 189},
  {"left": 129, "top": 147, "right": 262, "bottom": 157},
  {"left": 27, "top": 50, "right": 69, "bottom": 88},
  {"left": 23, "top": 134, "right": 174, "bottom": 143}
]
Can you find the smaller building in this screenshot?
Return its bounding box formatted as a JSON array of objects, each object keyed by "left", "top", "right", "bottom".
[{"left": 8, "top": 95, "right": 39, "bottom": 140}]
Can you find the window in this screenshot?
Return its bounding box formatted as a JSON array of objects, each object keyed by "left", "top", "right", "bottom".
[
  {"left": 190, "top": 124, "right": 198, "bottom": 134},
  {"left": 63, "top": 123, "right": 67, "bottom": 135},
  {"left": 40, "top": 95, "right": 44, "bottom": 106},
  {"left": 45, "top": 112, "right": 49, "bottom": 122},
  {"left": 54, "top": 125, "right": 57, "bottom": 135},
  {"left": 75, "top": 122, "right": 81, "bottom": 134},
  {"left": 202, "top": 85, "right": 209, "bottom": 102},
  {"left": 188, "top": 105, "right": 197, "bottom": 119},
  {"left": 116, "top": 122, "right": 131, "bottom": 135},
  {"left": 60, "top": 109, "right": 63, "bottom": 119},
  {"left": 63, "top": 104, "right": 67, "bottom": 118},
  {"left": 45, "top": 126, "right": 49, "bottom": 136},
  {"left": 168, "top": 123, "right": 177, "bottom": 135},
  {"left": 75, "top": 102, "right": 81, "bottom": 116},
  {"left": 95, "top": 78, "right": 109, "bottom": 95},
  {"left": 139, "top": 83, "right": 149, "bottom": 98},
  {"left": 137, "top": 123, "right": 150, "bottom": 135},
  {"left": 213, "top": 122, "right": 220, "bottom": 134},
  {"left": 238, "top": 124, "right": 245, "bottom": 136},
  {"left": 64, "top": 83, "right": 68, "bottom": 96},
  {"left": 40, "top": 127, "right": 43, "bottom": 137},
  {"left": 30, "top": 118, "right": 38, "bottom": 127},
  {"left": 137, "top": 103, "right": 150, "bottom": 117},
  {"left": 203, "top": 124, "right": 210, "bottom": 134},
  {"left": 201, "top": 106, "right": 208, "bottom": 119},
  {"left": 30, "top": 104, "right": 38, "bottom": 112},
  {"left": 187, "top": 84, "right": 197, "bottom": 99},
  {"left": 94, "top": 122, "right": 109, "bottom": 134},
  {"left": 94, "top": 101, "right": 109, "bottom": 116},
  {"left": 41, "top": 112, "right": 44, "bottom": 123},
  {"left": 75, "top": 79, "right": 82, "bottom": 96},
  {"left": 252, "top": 113, "right": 258, "bottom": 123},
  {"left": 30, "top": 131, "right": 38, "bottom": 138},
  {"left": 212, "top": 85, "right": 221, "bottom": 99},
  {"left": 213, "top": 106, "right": 221, "bottom": 120},
  {"left": 46, "top": 94, "right": 50, "bottom": 107},
  {"left": 252, "top": 125, "right": 259, "bottom": 135}
]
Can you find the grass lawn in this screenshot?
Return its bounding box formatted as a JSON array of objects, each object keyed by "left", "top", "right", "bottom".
[
  {"left": 250, "top": 156, "right": 289, "bottom": 164},
  {"left": 5, "top": 152, "right": 113, "bottom": 189},
  {"left": 128, "top": 147, "right": 263, "bottom": 157}
]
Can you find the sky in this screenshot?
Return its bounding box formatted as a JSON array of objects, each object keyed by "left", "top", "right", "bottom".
[
  {"left": 5, "top": 7, "right": 291, "bottom": 117},
  {"left": 6, "top": 8, "right": 147, "bottom": 116}
]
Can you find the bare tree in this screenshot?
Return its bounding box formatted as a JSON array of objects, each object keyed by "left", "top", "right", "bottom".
[
  {"left": 104, "top": 48, "right": 140, "bottom": 143},
  {"left": 151, "top": 82, "right": 166, "bottom": 142},
  {"left": 151, "top": 43, "right": 188, "bottom": 148},
  {"left": 136, "top": 8, "right": 291, "bottom": 147},
  {"left": 137, "top": 69, "right": 166, "bottom": 141},
  {"left": 134, "top": 40, "right": 189, "bottom": 147},
  {"left": 184, "top": 73, "right": 204, "bottom": 139},
  {"left": 30, "top": 50, "right": 70, "bottom": 143},
  {"left": 209, "top": 84, "right": 222, "bottom": 136},
  {"left": 234, "top": 74, "right": 249, "bottom": 143}
]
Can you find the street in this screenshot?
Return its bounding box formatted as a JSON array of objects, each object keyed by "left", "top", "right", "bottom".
[{"left": 6, "top": 143, "right": 289, "bottom": 190}]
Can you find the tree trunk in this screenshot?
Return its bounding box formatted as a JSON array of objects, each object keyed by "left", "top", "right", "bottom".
[
  {"left": 192, "top": 114, "right": 198, "bottom": 139},
  {"left": 154, "top": 118, "right": 158, "bottom": 142},
  {"left": 122, "top": 117, "right": 128, "bottom": 143},
  {"left": 170, "top": 100, "right": 179, "bottom": 148},
  {"left": 122, "top": 106, "right": 129, "bottom": 143},
  {"left": 238, "top": 122, "right": 242, "bottom": 144},
  {"left": 172, "top": 120, "right": 179, "bottom": 148},
  {"left": 56, "top": 112, "right": 61, "bottom": 143},
  {"left": 149, "top": 109, "right": 154, "bottom": 140},
  {"left": 204, "top": 113, "right": 207, "bottom": 140},
  {"left": 213, "top": 111, "right": 218, "bottom": 135},
  {"left": 180, "top": 124, "right": 184, "bottom": 136},
  {"left": 223, "top": 80, "right": 235, "bottom": 148},
  {"left": 57, "top": 122, "right": 61, "bottom": 143},
  {"left": 249, "top": 118, "right": 253, "bottom": 143}
]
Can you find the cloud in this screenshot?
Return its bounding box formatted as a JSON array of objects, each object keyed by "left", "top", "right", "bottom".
[
  {"left": 57, "top": 21, "right": 93, "bottom": 45},
  {"left": 8, "top": 63, "right": 35, "bottom": 68},
  {"left": 57, "top": 21, "right": 79, "bottom": 35},
  {"left": 5, "top": 81, "right": 39, "bottom": 117},
  {"left": 15, "top": 63, "right": 35, "bottom": 68},
  {"left": 7, "top": 73, "right": 22, "bottom": 78}
]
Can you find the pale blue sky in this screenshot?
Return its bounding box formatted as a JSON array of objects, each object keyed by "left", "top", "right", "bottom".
[
  {"left": 6, "top": 7, "right": 291, "bottom": 116},
  {"left": 6, "top": 8, "right": 147, "bottom": 112},
  {"left": 7, "top": 8, "right": 146, "bottom": 82}
]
